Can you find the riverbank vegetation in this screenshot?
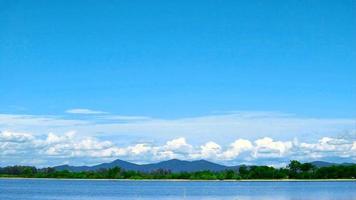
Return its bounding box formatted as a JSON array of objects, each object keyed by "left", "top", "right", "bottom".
[{"left": 0, "top": 160, "right": 355, "bottom": 180}]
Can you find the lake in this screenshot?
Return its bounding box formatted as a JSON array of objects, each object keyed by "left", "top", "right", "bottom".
[{"left": 0, "top": 179, "right": 355, "bottom": 200}]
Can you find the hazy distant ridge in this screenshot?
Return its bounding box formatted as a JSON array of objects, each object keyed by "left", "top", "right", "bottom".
[{"left": 54, "top": 159, "right": 353, "bottom": 172}]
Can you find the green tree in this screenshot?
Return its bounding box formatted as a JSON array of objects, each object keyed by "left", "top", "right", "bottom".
[
  {"left": 287, "top": 160, "right": 302, "bottom": 178},
  {"left": 238, "top": 165, "right": 249, "bottom": 179}
]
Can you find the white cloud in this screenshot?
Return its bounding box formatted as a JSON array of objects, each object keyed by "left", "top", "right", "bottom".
[
  {"left": 222, "top": 139, "right": 253, "bottom": 159},
  {"left": 0, "top": 130, "right": 33, "bottom": 143},
  {"left": 0, "top": 128, "right": 355, "bottom": 166},
  {"left": 163, "top": 137, "right": 192, "bottom": 153},
  {"left": 128, "top": 143, "right": 152, "bottom": 155},
  {"left": 66, "top": 108, "right": 108, "bottom": 115},
  {"left": 298, "top": 137, "right": 355, "bottom": 159},
  {"left": 253, "top": 137, "right": 293, "bottom": 158},
  {"left": 352, "top": 141, "right": 356, "bottom": 151},
  {"left": 199, "top": 142, "right": 222, "bottom": 159},
  {"left": 45, "top": 132, "right": 75, "bottom": 144}
]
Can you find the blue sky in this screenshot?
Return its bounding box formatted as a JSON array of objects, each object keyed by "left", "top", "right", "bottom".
[{"left": 0, "top": 0, "right": 355, "bottom": 166}]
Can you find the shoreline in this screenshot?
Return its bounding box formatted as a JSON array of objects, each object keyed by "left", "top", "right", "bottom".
[{"left": 1, "top": 177, "right": 355, "bottom": 182}]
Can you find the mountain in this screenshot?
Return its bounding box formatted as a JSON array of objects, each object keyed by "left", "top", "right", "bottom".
[
  {"left": 310, "top": 161, "right": 355, "bottom": 168},
  {"left": 54, "top": 159, "right": 238, "bottom": 172},
  {"left": 310, "top": 161, "right": 336, "bottom": 167},
  {"left": 54, "top": 159, "right": 141, "bottom": 172},
  {"left": 142, "top": 159, "right": 228, "bottom": 172},
  {"left": 93, "top": 159, "right": 142, "bottom": 171},
  {"left": 54, "top": 159, "right": 355, "bottom": 173}
]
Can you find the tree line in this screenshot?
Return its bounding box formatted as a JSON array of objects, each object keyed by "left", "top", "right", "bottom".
[{"left": 0, "top": 160, "right": 355, "bottom": 180}]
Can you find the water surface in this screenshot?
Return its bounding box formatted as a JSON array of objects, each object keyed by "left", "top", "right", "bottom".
[{"left": 0, "top": 179, "right": 355, "bottom": 200}]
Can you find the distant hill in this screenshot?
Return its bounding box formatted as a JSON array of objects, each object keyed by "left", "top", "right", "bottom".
[
  {"left": 142, "top": 159, "right": 228, "bottom": 172},
  {"left": 310, "top": 161, "right": 355, "bottom": 168},
  {"left": 54, "top": 159, "right": 354, "bottom": 172},
  {"left": 54, "top": 159, "right": 238, "bottom": 172},
  {"left": 55, "top": 159, "right": 141, "bottom": 172}
]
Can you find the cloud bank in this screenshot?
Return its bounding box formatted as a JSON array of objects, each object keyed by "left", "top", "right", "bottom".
[
  {"left": 1, "top": 130, "right": 355, "bottom": 167},
  {"left": 1, "top": 110, "right": 355, "bottom": 166}
]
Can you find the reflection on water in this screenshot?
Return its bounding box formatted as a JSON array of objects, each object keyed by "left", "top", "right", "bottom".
[{"left": 0, "top": 179, "right": 355, "bottom": 200}]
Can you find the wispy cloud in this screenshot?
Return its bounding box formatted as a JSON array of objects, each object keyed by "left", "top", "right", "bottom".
[
  {"left": 65, "top": 108, "right": 108, "bottom": 115},
  {"left": 101, "top": 115, "right": 151, "bottom": 121},
  {"left": 0, "top": 112, "right": 354, "bottom": 143},
  {"left": 0, "top": 114, "right": 89, "bottom": 127}
]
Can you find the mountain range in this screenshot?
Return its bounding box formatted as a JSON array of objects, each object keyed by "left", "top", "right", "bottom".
[
  {"left": 55, "top": 159, "right": 235, "bottom": 172},
  {"left": 54, "top": 159, "right": 354, "bottom": 173}
]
